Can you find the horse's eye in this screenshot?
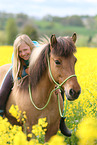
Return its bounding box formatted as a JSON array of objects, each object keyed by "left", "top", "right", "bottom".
[{"left": 55, "top": 60, "right": 61, "bottom": 65}]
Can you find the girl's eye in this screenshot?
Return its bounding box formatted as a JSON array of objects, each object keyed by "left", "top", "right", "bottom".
[
  {"left": 55, "top": 60, "right": 61, "bottom": 65},
  {"left": 24, "top": 49, "right": 27, "bottom": 51},
  {"left": 19, "top": 51, "right": 21, "bottom": 54}
]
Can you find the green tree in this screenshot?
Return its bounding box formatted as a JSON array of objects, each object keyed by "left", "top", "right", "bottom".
[
  {"left": 6, "top": 18, "right": 18, "bottom": 45},
  {"left": 94, "top": 15, "right": 97, "bottom": 29},
  {"left": 67, "top": 15, "right": 84, "bottom": 27},
  {"left": 16, "top": 13, "right": 28, "bottom": 29},
  {"left": 22, "top": 24, "right": 38, "bottom": 40}
]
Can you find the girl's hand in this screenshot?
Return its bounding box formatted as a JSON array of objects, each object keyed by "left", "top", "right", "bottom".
[{"left": 25, "top": 67, "right": 29, "bottom": 75}]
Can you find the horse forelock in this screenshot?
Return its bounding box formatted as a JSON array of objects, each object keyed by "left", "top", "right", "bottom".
[{"left": 52, "top": 36, "right": 76, "bottom": 57}]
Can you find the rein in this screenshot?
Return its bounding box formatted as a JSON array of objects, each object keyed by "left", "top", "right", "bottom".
[{"left": 29, "top": 54, "right": 76, "bottom": 116}]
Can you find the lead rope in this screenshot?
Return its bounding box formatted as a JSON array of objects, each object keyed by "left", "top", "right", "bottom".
[
  {"left": 29, "top": 54, "right": 76, "bottom": 116},
  {"left": 57, "top": 94, "right": 68, "bottom": 117},
  {"left": 29, "top": 84, "right": 60, "bottom": 110}
]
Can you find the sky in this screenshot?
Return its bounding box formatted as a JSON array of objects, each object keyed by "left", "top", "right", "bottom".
[{"left": 0, "top": 0, "right": 97, "bottom": 19}]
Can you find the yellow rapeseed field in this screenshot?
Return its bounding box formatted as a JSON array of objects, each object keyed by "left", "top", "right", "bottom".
[
  {"left": 0, "top": 46, "right": 97, "bottom": 145},
  {"left": 0, "top": 46, "right": 13, "bottom": 66}
]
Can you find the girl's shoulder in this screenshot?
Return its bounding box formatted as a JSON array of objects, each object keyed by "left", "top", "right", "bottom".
[{"left": 32, "top": 41, "right": 39, "bottom": 47}]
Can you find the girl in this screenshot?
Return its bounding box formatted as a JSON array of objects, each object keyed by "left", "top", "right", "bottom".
[{"left": 0, "top": 34, "right": 38, "bottom": 116}]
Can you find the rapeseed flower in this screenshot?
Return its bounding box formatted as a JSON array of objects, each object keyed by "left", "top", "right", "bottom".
[
  {"left": 32, "top": 118, "right": 48, "bottom": 138},
  {"left": 48, "top": 135, "right": 66, "bottom": 145},
  {"left": 9, "top": 104, "right": 21, "bottom": 121},
  {"left": 0, "top": 46, "right": 13, "bottom": 66},
  {"left": 13, "top": 131, "right": 27, "bottom": 145},
  {"left": 38, "top": 117, "right": 48, "bottom": 128},
  {"left": 76, "top": 117, "right": 97, "bottom": 145}
]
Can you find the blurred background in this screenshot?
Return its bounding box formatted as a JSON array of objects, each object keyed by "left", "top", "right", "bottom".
[{"left": 0, "top": 0, "right": 97, "bottom": 47}]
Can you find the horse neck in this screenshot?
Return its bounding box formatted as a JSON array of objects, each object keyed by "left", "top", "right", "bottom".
[{"left": 32, "top": 70, "right": 55, "bottom": 99}]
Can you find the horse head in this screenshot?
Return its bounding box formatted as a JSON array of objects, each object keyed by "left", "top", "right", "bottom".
[{"left": 49, "top": 33, "right": 81, "bottom": 101}]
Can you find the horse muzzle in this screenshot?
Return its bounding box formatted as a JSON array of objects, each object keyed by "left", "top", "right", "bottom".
[{"left": 65, "top": 88, "right": 81, "bottom": 101}]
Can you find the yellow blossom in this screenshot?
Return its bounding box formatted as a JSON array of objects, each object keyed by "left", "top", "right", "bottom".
[
  {"left": 76, "top": 117, "right": 97, "bottom": 145},
  {"left": 48, "top": 135, "right": 66, "bottom": 145},
  {"left": 9, "top": 105, "right": 21, "bottom": 120},
  {"left": 13, "top": 131, "right": 28, "bottom": 145}
]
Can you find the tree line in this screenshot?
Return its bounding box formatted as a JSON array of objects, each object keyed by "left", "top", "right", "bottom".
[{"left": 0, "top": 12, "right": 97, "bottom": 46}]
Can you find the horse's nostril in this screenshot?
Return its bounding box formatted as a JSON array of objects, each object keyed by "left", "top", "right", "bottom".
[
  {"left": 69, "top": 89, "right": 81, "bottom": 98},
  {"left": 69, "top": 89, "right": 75, "bottom": 97}
]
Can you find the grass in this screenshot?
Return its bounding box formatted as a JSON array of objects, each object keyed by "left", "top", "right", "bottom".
[
  {"left": 34, "top": 20, "right": 97, "bottom": 47},
  {"left": 35, "top": 20, "right": 97, "bottom": 36}
]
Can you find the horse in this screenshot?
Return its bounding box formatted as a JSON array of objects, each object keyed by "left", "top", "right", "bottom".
[{"left": 0, "top": 33, "right": 81, "bottom": 141}]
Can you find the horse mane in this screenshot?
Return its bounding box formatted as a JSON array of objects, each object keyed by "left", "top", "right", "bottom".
[
  {"left": 29, "top": 35, "right": 50, "bottom": 67},
  {"left": 29, "top": 35, "right": 76, "bottom": 88},
  {"left": 29, "top": 44, "right": 50, "bottom": 88}
]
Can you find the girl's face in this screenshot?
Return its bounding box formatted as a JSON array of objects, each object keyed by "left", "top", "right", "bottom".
[{"left": 18, "top": 42, "right": 31, "bottom": 60}]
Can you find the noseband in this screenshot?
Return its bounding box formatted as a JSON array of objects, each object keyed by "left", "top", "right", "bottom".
[{"left": 29, "top": 54, "right": 76, "bottom": 116}]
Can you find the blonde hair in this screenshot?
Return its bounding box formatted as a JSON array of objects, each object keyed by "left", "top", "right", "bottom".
[{"left": 13, "top": 34, "right": 35, "bottom": 83}]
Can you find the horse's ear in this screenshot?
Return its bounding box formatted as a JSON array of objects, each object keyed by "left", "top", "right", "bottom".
[
  {"left": 50, "top": 34, "right": 57, "bottom": 48},
  {"left": 72, "top": 32, "right": 77, "bottom": 43}
]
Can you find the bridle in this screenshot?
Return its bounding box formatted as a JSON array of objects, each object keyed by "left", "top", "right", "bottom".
[{"left": 29, "top": 54, "right": 76, "bottom": 117}]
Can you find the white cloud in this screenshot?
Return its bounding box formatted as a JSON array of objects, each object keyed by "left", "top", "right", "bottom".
[
  {"left": 63, "top": 0, "right": 97, "bottom": 3},
  {"left": 24, "top": 0, "right": 45, "bottom": 2},
  {"left": 0, "top": 0, "right": 97, "bottom": 18},
  {"left": 34, "top": 0, "right": 45, "bottom": 2},
  {"left": 85, "top": 0, "right": 97, "bottom": 2}
]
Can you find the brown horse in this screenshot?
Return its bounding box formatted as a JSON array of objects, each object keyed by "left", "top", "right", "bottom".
[{"left": 0, "top": 33, "right": 81, "bottom": 141}]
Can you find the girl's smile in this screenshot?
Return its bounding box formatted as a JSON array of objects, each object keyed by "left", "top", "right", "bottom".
[{"left": 18, "top": 42, "right": 31, "bottom": 60}]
